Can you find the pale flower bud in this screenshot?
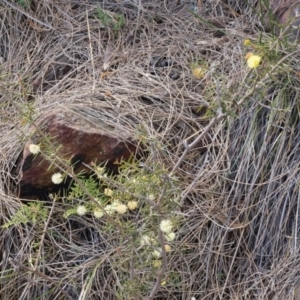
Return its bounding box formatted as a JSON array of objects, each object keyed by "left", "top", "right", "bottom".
[
  {"left": 104, "top": 188, "right": 113, "bottom": 197},
  {"left": 94, "top": 208, "right": 104, "bottom": 218},
  {"left": 127, "top": 200, "right": 138, "bottom": 210},
  {"left": 115, "top": 204, "right": 128, "bottom": 214},
  {"left": 29, "top": 144, "right": 40, "bottom": 155},
  {"left": 51, "top": 173, "right": 63, "bottom": 184},
  {"left": 160, "top": 219, "right": 173, "bottom": 233},
  {"left": 77, "top": 205, "right": 87, "bottom": 216},
  {"left": 165, "top": 232, "right": 176, "bottom": 242}
]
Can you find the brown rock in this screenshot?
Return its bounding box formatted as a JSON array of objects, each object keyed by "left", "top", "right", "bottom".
[
  {"left": 271, "top": 0, "right": 300, "bottom": 41},
  {"left": 18, "top": 109, "right": 136, "bottom": 199}
]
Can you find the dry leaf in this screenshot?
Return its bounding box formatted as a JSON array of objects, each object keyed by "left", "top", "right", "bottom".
[{"left": 103, "top": 43, "right": 113, "bottom": 71}]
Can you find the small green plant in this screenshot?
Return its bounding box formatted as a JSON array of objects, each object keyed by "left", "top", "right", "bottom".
[
  {"left": 17, "top": 0, "right": 31, "bottom": 9},
  {"left": 2, "top": 201, "right": 48, "bottom": 228},
  {"left": 61, "top": 157, "right": 182, "bottom": 298},
  {"left": 96, "top": 7, "right": 125, "bottom": 36}
]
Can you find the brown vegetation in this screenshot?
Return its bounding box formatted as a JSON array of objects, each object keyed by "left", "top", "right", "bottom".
[{"left": 1, "top": 0, "right": 300, "bottom": 299}]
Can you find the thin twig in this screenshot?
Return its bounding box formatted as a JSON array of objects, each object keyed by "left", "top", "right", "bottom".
[
  {"left": 86, "top": 10, "right": 96, "bottom": 93},
  {"left": 34, "top": 196, "right": 57, "bottom": 269},
  {"left": 2, "top": 0, "right": 55, "bottom": 30},
  {"left": 9, "top": 258, "right": 72, "bottom": 300},
  {"left": 148, "top": 182, "right": 168, "bottom": 299},
  {"left": 170, "top": 112, "right": 226, "bottom": 176}
]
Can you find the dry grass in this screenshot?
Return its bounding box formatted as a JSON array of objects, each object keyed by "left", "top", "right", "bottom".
[{"left": 1, "top": 0, "right": 300, "bottom": 299}]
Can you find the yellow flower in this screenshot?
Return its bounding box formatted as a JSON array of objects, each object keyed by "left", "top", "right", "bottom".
[
  {"left": 104, "top": 188, "right": 113, "bottom": 197},
  {"left": 94, "top": 208, "right": 104, "bottom": 218},
  {"left": 247, "top": 54, "right": 261, "bottom": 69},
  {"left": 77, "top": 205, "right": 87, "bottom": 216},
  {"left": 192, "top": 67, "right": 206, "bottom": 79},
  {"left": 29, "top": 144, "right": 40, "bottom": 155},
  {"left": 51, "top": 172, "right": 63, "bottom": 184},
  {"left": 127, "top": 200, "right": 138, "bottom": 210},
  {"left": 152, "top": 249, "right": 161, "bottom": 258},
  {"left": 165, "top": 232, "right": 176, "bottom": 242},
  {"left": 152, "top": 259, "right": 162, "bottom": 268},
  {"left": 148, "top": 194, "right": 156, "bottom": 201},
  {"left": 161, "top": 281, "right": 166, "bottom": 286},
  {"left": 104, "top": 204, "right": 115, "bottom": 215},
  {"left": 164, "top": 244, "right": 171, "bottom": 252},
  {"left": 243, "top": 39, "right": 251, "bottom": 46},
  {"left": 140, "top": 234, "right": 156, "bottom": 246},
  {"left": 110, "top": 200, "right": 121, "bottom": 210},
  {"left": 115, "top": 204, "right": 128, "bottom": 214},
  {"left": 160, "top": 219, "right": 173, "bottom": 233}
]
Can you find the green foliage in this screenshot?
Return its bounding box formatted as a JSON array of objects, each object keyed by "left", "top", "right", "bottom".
[
  {"left": 46, "top": 139, "right": 181, "bottom": 298},
  {"left": 68, "top": 175, "right": 100, "bottom": 200},
  {"left": 19, "top": 101, "right": 36, "bottom": 126},
  {"left": 88, "top": 160, "right": 181, "bottom": 298},
  {"left": 17, "top": 0, "right": 31, "bottom": 9},
  {"left": 96, "top": 8, "right": 125, "bottom": 36},
  {"left": 2, "top": 202, "right": 48, "bottom": 228}
]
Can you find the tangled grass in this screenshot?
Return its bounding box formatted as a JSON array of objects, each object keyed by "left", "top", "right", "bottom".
[{"left": 1, "top": 0, "right": 300, "bottom": 299}]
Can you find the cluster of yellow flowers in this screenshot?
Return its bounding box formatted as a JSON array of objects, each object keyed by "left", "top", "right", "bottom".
[
  {"left": 139, "top": 219, "right": 176, "bottom": 268},
  {"left": 49, "top": 161, "right": 179, "bottom": 293},
  {"left": 243, "top": 39, "right": 262, "bottom": 69},
  {"left": 93, "top": 188, "right": 139, "bottom": 218},
  {"left": 71, "top": 187, "right": 139, "bottom": 218},
  {"left": 48, "top": 160, "right": 180, "bottom": 292}
]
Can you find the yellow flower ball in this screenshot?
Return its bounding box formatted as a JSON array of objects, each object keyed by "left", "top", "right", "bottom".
[
  {"left": 148, "top": 194, "right": 156, "bottom": 201},
  {"left": 104, "top": 188, "right": 113, "bottom": 197},
  {"left": 94, "top": 208, "right": 104, "bottom": 218},
  {"left": 29, "top": 144, "right": 40, "bottom": 155},
  {"left": 165, "top": 232, "right": 176, "bottom": 242},
  {"left": 243, "top": 39, "right": 251, "bottom": 46},
  {"left": 247, "top": 54, "right": 261, "bottom": 69},
  {"left": 77, "top": 205, "right": 87, "bottom": 216},
  {"left": 160, "top": 219, "right": 173, "bottom": 234},
  {"left": 152, "top": 259, "right": 162, "bottom": 268},
  {"left": 140, "top": 234, "right": 156, "bottom": 246},
  {"left": 152, "top": 249, "right": 161, "bottom": 258},
  {"left": 51, "top": 172, "right": 63, "bottom": 184},
  {"left": 115, "top": 204, "right": 128, "bottom": 214},
  {"left": 164, "top": 244, "right": 171, "bottom": 252},
  {"left": 104, "top": 204, "right": 115, "bottom": 215},
  {"left": 192, "top": 67, "right": 206, "bottom": 79},
  {"left": 111, "top": 200, "right": 120, "bottom": 208},
  {"left": 127, "top": 200, "right": 138, "bottom": 210}
]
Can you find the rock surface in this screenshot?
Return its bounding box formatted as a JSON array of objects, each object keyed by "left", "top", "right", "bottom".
[
  {"left": 271, "top": 0, "right": 300, "bottom": 41},
  {"left": 19, "top": 109, "right": 136, "bottom": 199}
]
